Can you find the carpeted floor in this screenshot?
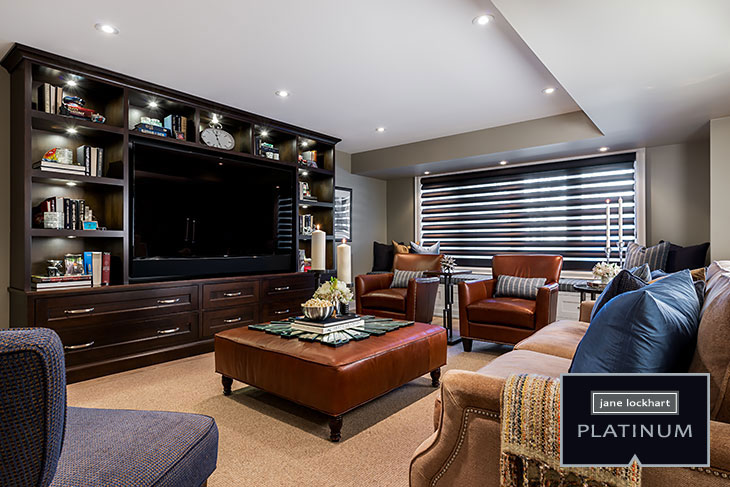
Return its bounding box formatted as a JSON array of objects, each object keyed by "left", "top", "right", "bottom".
[{"left": 67, "top": 339, "right": 508, "bottom": 487}]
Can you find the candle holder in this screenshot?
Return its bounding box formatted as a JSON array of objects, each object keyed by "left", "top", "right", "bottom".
[{"left": 616, "top": 241, "right": 627, "bottom": 268}]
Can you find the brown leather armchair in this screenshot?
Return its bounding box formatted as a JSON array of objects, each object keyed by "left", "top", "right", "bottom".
[
  {"left": 355, "top": 254, "right": 442, "bottom": 323},
  {"left": 458, "top": 254, "right": 563, "bottom": 351}
]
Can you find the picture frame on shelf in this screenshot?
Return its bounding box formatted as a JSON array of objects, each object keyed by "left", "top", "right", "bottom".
[{"left": 334, "top": 186, "right": 352, "bottom": 242}]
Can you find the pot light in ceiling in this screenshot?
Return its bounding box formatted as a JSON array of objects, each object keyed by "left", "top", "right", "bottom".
[
  {"left": 542, "top": 87, "right": 556, "bottom": 95},
  {"left": 472, "top": 14, "right": 494, "bottom": 26},
  {"left": 424, "top": 171, "right": 430, "bottom": 175},
  {"left": 275, "top": 90, "right": 290, "bottom": 98},
  {"left": 148, "top": 101, "right": 158, "bottom": 108},
  {"left": 66, "top": 80, "right": 77, "bottom": 87},
  {"left": 301, "top": 141, "right": 309, "bottom": 147},
  {"left": 66, "top": 127, "right": 78, "bottom": 135},
  {"left": 598, "top": 146, "right": 609, "bottom": 152},
  {"left": 66, "top": 182, "right": 77, "bottom": 187},
  {"left": 375, "top": 127, "right": 385, "bottom": 133},
  {"left": 499, "top": 160, "right": 508, "bottom": 165},
  {"left": 301, "top": 171, "right": 309, "bottom": 176},
  {"left": 95, "top": 23, "right": 119, "bottom": 35},
  {"left": 260, "top": 130, "right": 269, "bottom": 137}
]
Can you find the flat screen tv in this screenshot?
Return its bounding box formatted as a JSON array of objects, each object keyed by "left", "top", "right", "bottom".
[{"left": 130, "top": 141, "right": 295, "bottom": 281}]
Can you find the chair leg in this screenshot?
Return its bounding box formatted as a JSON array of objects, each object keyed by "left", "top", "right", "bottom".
[{"left": 462, "top": 338, "right": 473, "bottom": 352}]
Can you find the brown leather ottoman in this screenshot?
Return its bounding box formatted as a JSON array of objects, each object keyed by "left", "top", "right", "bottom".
[{"left": 215, "top": 322, "right": 447, "bottom": 441}]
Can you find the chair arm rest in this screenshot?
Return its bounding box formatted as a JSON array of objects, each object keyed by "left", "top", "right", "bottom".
[
  {"left": 406, "top": 277, "right": 440, "bottom": 323},
  {"left": 535, "top": 282, "right": 559, "bottom": 328},
  {"left": 580, "top": 300, "right": 595, "bottom": 322},
  {"left": 355, "top": 273, "right": 393, "bottom": 314},
  {"left": 458, "top": 279, "right": 495, "bottom": 307}
]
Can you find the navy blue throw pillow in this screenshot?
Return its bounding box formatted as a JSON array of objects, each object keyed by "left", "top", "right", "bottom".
[
  {"left": 570, "top": 270, "right": 701, "bottom": 373},
  {"left": 590, "top": 269, "right": 648, "bottom": 321}
]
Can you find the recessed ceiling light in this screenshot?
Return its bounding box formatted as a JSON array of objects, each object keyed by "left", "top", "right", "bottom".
[
  {"left": 211, "top": 114, "right": 220, "bottom": 124},
  {"left": 472, "top": 14, "right": 494, "bottom": 26},
  {"left": 301, "top": 171, "right": 309, "bottom": 176},
  {"left": 598, "top": 146, "right": 609, "bottom": 152},
  {"left": 375, "top": 127, "right": 385, "bottom": 133},
  {"left": 218, "top": 162, "right": 223, "bottom": 166},
  {"left": 148, "top": 101, "right": 158, "bottom": 109},
  {"left": 66, "top": 127, "right": 77, "bottom": 135},
  {"left": 542, "top": 87, "right": 556, "bottom": 94},
  {"left": 66, "top": 80, "right": 77, "bottom": 87},
  {"left": 301, "top": 141, "right": 309, "bottom": 147},
  {"left": 301, "top": 205, "right": 309, "bottom": 209},
  {"left": 424, "top": 171, "right": 430, "bottom": 175},
  {"left": 260, "top": 130, "right": 269, "bottom": 137},
  {"left": 67, "top": 235, "right": 76, "bottom": 239},
  {"left": 95, "top": 23, "right": 119, "bottom": 35},
  {"left": 499, "top": 160, "right": 508, "bottom": 165},
  {"left": 66, "top": 182, "right": 77, "bottom": 187},
  {"left": 275, "top": 90, "right": 290, "bottom": 98}
]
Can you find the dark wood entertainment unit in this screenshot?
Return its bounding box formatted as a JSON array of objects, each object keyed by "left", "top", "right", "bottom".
[{"left": 2, "top": 44, "right": 339, "bottom": 382}]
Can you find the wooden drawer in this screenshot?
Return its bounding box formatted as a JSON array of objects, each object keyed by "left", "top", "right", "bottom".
[
  {"left": 202, "top": 305, "right": 258, "bottom": 337},
  {"left": 35, "top": 286, "right": 198, "bottom": 329},
  {"left": 59, "top": 312, "right": 199, "bottom": 367},
  {"left": 261, "top": 298, "right": 306, "bottom": 321},
  {"left": 262, "top": 274, "right": 315, "bottom": 300},
  {"left": 203, "top": 280, "right": 259, "bottom": 309}
]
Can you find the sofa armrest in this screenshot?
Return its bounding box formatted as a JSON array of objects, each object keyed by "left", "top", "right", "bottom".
[
  {"left": 355, "top": 273, "right": 393, "bottom": 314},
  {"left": 580, "top": 300, "right": 595, "bottom": 323},
  {"left": 535, "top": 282, "right": 559, "bottom": 329},
  {"left": 410, "top": 370, "right": 504, "bottom": 486},
  {"left": 406, "top": 277, "right": 440, "bottom": 323}
]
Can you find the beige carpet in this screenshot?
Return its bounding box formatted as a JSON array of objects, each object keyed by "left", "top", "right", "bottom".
[{"left": 67, "top": 340, "right": 508, "bottom": 487}]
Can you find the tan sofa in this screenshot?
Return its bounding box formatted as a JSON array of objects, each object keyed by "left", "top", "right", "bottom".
[{"left": 410, "top": 262, "right": 730, "bottom": 487}]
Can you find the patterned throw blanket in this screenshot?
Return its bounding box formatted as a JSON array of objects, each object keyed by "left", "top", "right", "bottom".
[{"left": 500, "top": 374, "right": 641, "bottom": 487}]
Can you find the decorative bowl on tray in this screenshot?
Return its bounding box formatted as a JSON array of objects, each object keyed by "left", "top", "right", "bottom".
[
  {"left": 301, "top": 298, "right": 335, "bottom": 321},
  {"left": 587, "top": 280, "right": 608, "bottom": 290}
]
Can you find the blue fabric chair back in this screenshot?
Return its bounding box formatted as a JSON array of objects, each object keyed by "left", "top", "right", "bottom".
[{"left": 0, "top": 328, "right": 67, "bottom": 487}]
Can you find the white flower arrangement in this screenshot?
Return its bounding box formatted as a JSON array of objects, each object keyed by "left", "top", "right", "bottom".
[
  {"left": 313, "top": 277, "right": 353, "bottom": 305},
  {"left": 592, "top": 261, "right": 620, "bottom": 281}
]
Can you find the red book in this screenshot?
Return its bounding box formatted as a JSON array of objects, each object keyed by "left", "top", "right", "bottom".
[{"left": 102, "top": 252, "right": 111, "bottom": 285}]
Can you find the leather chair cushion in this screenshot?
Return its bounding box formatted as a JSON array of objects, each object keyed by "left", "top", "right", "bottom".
[
  {"left": 361, "top": 288, "right": 408, "bottom": 312},
  {"left": 514, "top": 320, "right": 589, "bottom": 359},
  {"left": 467, "top": 298, "right": 536, "bottom": 329},
  {"left": 476, "top": 349, "right": 571, "bottom": 380}
]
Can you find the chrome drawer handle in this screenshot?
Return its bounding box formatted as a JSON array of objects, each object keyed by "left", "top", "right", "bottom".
[
  {"left": 64, "top": 307, "right": 94, "bottom": 315},
  {"left": 274, "top": 309, "right": 290, "bottom": 315},
  {"left": 273, "top": 286, "right": 290, "bottom": 291},
  {"left": 64, "top": 341, "right": 94, "bottom": 350},
  {"left": 157, "top": 327, "right": 180, "bottom": 335},
  {"left": 157, "top": 298, "right": 180, "bottom": 305},
  {"left": 223, "top": 317, "right": 242, "bottom": 324},
  {"left": 223, "top": 291, "right": 242, "bottom": 297}
]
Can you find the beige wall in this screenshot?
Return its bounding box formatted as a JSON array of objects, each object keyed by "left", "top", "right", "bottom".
[
  {"left": 645, "top": 141, "right": 710, "bottom": 247},
  {"left": 334, "top": 151, "right": 388, "bottom": 278},
  {"left": 710, "top": 117, "right": 730, "bottom": 260},
  {"left": 386, "top": 178, "right": 415, "bottom": 244},
  {"left": 0, "top": 70, "right": 9, "bottom": 327}
]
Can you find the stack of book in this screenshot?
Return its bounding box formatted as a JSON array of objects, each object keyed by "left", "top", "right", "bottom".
[
  {"left": 31, "top": 274, "right": 92, "bottom": 291},
  {"left": 254, "top": 137, "right": 280, "bottom": 160},
  {"left": 33, "top": 160, "right": 86, "bottom": 175},
  {"left": 163, "top": 115, "right": 187, "bottom": 140},
  {"left": 37, "top": 83, "right": 63, "bottom": 114},
  {"left": 33, "top": 196, "right": 96, "bottom": 230},
  {"left": 83, "top": 251, "right": 111, "bottom": 286},
  {"left": 76, "top": 145, "right": 104, "bottom": 176},
  {"left": 291, "top": 315, "right": 364, "bottom": 334},
  {"left": 135, "top": 122, "right": 171, "bottom": 138}
]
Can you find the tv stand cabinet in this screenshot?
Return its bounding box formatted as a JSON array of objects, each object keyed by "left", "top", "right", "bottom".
[
  {"left": 9, "top": 272, "right": 315, "bottom": 382},
  {"left": 3, "top": 44, "right": 339, "bottom": 381}
]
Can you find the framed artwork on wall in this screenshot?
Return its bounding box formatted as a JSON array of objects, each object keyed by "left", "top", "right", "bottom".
[{"left": 334, "top": 186, "right": 352, "bottom": 242}]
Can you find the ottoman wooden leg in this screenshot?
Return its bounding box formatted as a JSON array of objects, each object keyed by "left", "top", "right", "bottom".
[
  {"left": 222, "top": 376, "right": 233, "bottom": 396},
  {"left": 430, "top": 368, "right": 441, "bottom": 387},
  {"left": 329, "top": 415, "right": 343, "bottom": 442}
]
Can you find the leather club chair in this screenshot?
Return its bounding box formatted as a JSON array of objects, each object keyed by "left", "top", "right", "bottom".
[
  {"left": 458, "top": 254, "right": 563, "bottom": 351},
  {"left": 355, "top": 253, "right": 442, "bottom": 323}
]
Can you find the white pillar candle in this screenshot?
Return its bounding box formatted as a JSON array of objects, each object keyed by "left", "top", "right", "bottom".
[
  {"left": 337, "top": 238, "right": 352, "bottom": 284},
  {"left": 311, "top": 225, "right": 326, "bottom": 271},
  {"left": 618, "top": 196, "right": 624, "bottom": 244},
  {"left": 605, "top": 199, "right": 611, "bottom": 249}
]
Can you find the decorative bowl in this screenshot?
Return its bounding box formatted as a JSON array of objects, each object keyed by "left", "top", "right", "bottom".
[{"left": 301, "top": 305, "right": 334, "bottom": 321}]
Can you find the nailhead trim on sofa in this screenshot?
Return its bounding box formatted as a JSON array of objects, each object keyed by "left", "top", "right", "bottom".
[
  {"left": 689, "top": 466, "right": 730, "bottom": 479},
  {"left": 431, "top": 407, "right": 500, "bottom": 486}
]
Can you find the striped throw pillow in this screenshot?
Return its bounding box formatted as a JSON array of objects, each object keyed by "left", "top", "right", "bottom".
[
  {"left": 390, "top": 269, "right": 424, "bottom": 288},
  {"left": 494, "top": 275, "right": 547, "bottom": 299},
  {"left": 624, "top": 241, "right": 670, "bottom": 271}
]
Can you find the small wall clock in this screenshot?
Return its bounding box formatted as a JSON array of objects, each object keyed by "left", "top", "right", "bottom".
[{"left": 200, "top": 120, "right": 235, "bottom": 150}]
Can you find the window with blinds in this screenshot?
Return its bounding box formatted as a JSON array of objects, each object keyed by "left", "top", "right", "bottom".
[{"left": 418, "top": 153, "right": 637, "bottom": 271}]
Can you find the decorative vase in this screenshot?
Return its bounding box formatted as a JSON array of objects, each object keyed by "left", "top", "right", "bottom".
[
  {"left": 601, "top": 275, "right": 611, "bottom": 284},
  {"left": 335, "top": 301, "right": 349, "bottom": 317}
]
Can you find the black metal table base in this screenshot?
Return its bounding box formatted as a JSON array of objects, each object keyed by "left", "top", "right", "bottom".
[{"left": 442, "top": 274, "right": 462, "bottom": 345}]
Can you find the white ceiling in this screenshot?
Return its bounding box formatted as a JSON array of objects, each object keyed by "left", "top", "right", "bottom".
[
  {"left": 0, "top": 0, "right": 578, "bottom": 154},
  {"left": 492, "top": 0, "right": 730, "bottom": 148}
]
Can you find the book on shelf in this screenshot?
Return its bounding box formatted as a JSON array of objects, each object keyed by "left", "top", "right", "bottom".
[
  {"left": 37, "top": 83, "right": 63, "bottom": 114},
  {"left": 84, "top": 251, "right": 104, "bottom": 286},
  {"left": 291, "top": 317, "right": 364, "bottom": 335},
  {"left": 31, "top": 274, "right": 92, "bottom": 291},
  {"left": 163, "top": 115, "right": 187, "bottom": 140},
  {"left": 31, "top": 274, "right": 93, "bottom": 283},
  {"left": 135, "top": 122, "right": 171, "bottom": 138},
  {"left": 33, "top": 196, "right": 96, "bottom": 230},
  {"left": 75, "top": 145, "right": 104, "bottom": 176},
  {"left": 33, "top": 161, "right": 86, "bottom": 174}
]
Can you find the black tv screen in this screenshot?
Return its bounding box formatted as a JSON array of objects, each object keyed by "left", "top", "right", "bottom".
[{"left": 130, "top": 141, "right": 294, "bottom": 281}]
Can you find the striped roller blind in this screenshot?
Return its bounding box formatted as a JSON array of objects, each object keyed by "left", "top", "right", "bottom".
[{"left": 418, "top": 153, "right": 637, "bottom": 271}]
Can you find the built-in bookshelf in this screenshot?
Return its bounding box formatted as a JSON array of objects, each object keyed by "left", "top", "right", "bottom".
[{"left": 3, "top": 44, "right": 339, "bottom": 292}]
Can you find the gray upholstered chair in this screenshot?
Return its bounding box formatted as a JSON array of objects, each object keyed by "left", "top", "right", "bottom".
[{"left": 0, "top": 328, "right": 218, "bottom": 487}]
